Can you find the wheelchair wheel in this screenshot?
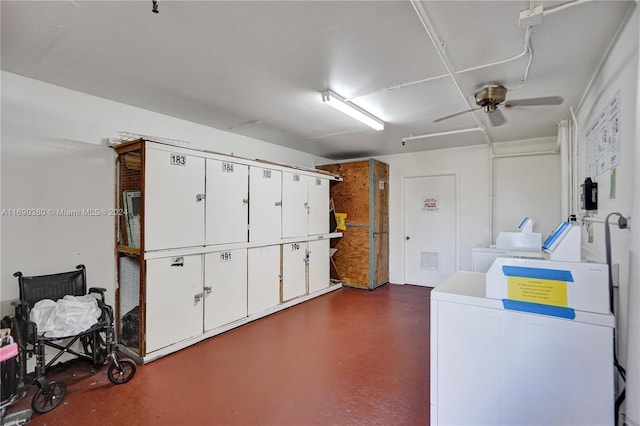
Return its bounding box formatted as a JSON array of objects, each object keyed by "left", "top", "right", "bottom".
[
  {"left": 31, "top": 380, "right": 66, "bottom": 413},
  {"left": 107, "top": 358, "right": 136, "bottom": 384}
]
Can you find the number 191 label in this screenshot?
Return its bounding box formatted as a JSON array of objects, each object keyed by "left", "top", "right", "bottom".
[{"left": 220, "top": 252, "right": 232, "bottom": 262}]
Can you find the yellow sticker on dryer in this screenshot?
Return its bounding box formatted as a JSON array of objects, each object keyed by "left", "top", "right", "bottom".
[{"left": 507, "top": 277, "right": 568, "bottom": 307}]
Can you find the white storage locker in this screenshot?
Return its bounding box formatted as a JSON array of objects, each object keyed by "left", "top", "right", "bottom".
[
  {"left": 145, "top": 254, "right": 203, "bottom": 353},
  {"left": 282, "top": 172, "right": 308, "bottom": 238},
  {"left": 281, "top": 242, "right": 308, "bottom": 302},
  {"left": 308, "top": 239, "right": 330, "bottom": 293},
  {"left": 247, "top": 245, "right": 281, "bottom": 314},
  {"left": 249, "top": 167, "right": 282, "bottom": 242},
  {"left": 206, "top": 159, "right": 248, "bottom": 245},
  {"left": 204, "top": 248, "right": 248, "bottom": 330},
  {"left": 307, "top": 177, "right": 329, "bottom": 235},
  {"left": 145, "top": 148, "right": 205, "bottom": 250}
]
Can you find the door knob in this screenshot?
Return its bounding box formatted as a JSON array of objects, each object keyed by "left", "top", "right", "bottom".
[{"left": 405, "top": 236, "right": 410, "bottom": 240}]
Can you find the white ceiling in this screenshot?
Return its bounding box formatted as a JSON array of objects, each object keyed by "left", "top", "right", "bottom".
[{"left": 1, "top": 1, "right": 634, "bottom": 159}]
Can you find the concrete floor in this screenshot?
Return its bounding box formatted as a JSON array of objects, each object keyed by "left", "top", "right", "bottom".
[{"left": 6, "top": 284, "right": 431, "bottom": 425}]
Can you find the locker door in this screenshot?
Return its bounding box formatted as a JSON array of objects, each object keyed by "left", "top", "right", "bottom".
[
  {"left": 307, "top": 177, "right": 329, "bottom": 235},
  {"left": 282, "top": 172, "right": 308, "bottom": 238},
  {"left": 249, "top": 167, "right": 282, "bottom": 242},
  {"left": 282, "top": 242, "right": 307, "bottom": 302},
  {"left": 145, "top": 148, "right": 205, "bottom": 250},
  {"left": 204, "top": 248, "right": 247, "bottom": 331},
  {"left": 247, "top": 245, "right": 281, "bottom": 314},
  {"left": 308, "top": 239, "right": 330, "bottom": 293},
  {"left": 206, "top": 159, "right": 248, "bottom": 245},
  {"left": 146, "top": 255, "right": 202, "bottom": 353}
]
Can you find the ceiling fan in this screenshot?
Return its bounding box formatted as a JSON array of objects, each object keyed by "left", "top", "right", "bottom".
[{"left": 433, "top": 84, "right": 564, "bottom": 127}]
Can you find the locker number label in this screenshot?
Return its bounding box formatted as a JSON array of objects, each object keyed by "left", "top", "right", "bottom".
[
  {"left": 263, "top": 169, "right": 272, "bottom": 179},
  {"left": 222, "top": 162, "right": 234, "bottom": 173},
  {"left": 293, "top": 174, "right": 300, "bottom": 182},
  {"left": 171, "top": 257, "right": 184, "bottom": 267},
  {"left": 219, "top": 252, "right": 232, "bottom": 262},
  {"left": 171, "top": 153, "right": 186, "bottom": 166},
  {"left": 316, "top": 178, "right": 322, "bottom": 186},
  {"left": 291, "top": 243, "right": 300, "bottom": 251}
]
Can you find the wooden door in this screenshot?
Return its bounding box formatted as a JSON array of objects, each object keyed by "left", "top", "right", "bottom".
[
  {"left": 203, "top": 248, "right": 248, "bottom": 331},
  {"left": 205, "top": 159, "right": 248, "bottom": 245},
  {"left": 373, "top": 177, "right": 389, "bottom": 288},
  {"left": 145, "top": 147, "right": 205, "bottom": 250}
]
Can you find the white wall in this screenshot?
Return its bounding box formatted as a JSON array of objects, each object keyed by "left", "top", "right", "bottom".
[
  {"left": 377, "top": 144, "right": 491, "bottom": 282},
  {"left": 492, "top": 137, "right": 562, "bottom": 241},
  {"left": 0, "top": 71, "right": 329, "bottom": 316},
  {"left": 378, "top": 138, "right": 562, "bottom": 286},
  {"left": 573, "top": 7, "right": 638, "bottom": 424}
]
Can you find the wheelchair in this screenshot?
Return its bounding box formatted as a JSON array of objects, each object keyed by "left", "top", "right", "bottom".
[{"left": 10, "top": 265, "right": 136, "bottom": 414}]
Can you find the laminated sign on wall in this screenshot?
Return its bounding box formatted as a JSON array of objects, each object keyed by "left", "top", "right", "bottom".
[
  {"left": 586, "top": 91, "right": 620, "bottom": 177},
  {"left": 423, "top": 196, "right": 439, "bottom": 212}
]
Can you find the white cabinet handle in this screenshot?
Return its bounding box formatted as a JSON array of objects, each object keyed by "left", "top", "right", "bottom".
[
  {"left": 204, "top": 286, "right": 212, "bottom": 295},
  {"left": 275, "top": 201, "right": 282, "bottom": 206},
  {"left": 196, "top": 194, "right": 206, "bottom": 202},
  {"left": 242, "top": 198, "right": 249, "bottom": 205},
  {"left": 194, "top": 293, "right": 203, "bottom": 303}
]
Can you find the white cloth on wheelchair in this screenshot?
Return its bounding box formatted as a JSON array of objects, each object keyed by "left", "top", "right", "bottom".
[{"left": 30, "top": 295, "right": 101, "bottom": 338}]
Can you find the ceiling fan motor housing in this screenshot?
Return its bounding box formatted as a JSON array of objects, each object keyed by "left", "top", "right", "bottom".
[{"left": 475, "top": 84, "right": 508, "bottom": 111}]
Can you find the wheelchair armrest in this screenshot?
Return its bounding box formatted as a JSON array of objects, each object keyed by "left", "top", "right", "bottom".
[
  {"left": 11, "top": 299, "right": 29, "bottom": 308},
  {"left": 11, "top": 299, "right": 31, "bottom": 319},
  {"left": 88, "top": 287, "right": 107, "bottom": 303}
]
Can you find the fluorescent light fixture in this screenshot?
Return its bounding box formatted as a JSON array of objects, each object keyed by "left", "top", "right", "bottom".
[{"left": 321, "top": 90, "right": 385, "bottom": 131}]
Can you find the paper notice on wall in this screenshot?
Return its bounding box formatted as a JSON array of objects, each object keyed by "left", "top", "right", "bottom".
[
  {"left": 586, "top": 92, "right": 620, "bottom": 177},
  {"left": 422, "top": 196, "right": 439, "bottom": 212}
]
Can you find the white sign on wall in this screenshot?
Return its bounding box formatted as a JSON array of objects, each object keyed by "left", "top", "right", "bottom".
[
  {"left": 586, "top": 91, "right": 620, "bottom": 177},
  {"left": 423, "top": 196, "right": 439, "bottom": 212}
]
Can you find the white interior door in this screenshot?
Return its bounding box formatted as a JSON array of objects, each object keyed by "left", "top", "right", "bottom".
[
  {"left": 146, "top": 254, "right": 203, "bottom": 353},
  {"left": 282, "top": 172, "right": 308, "bottom": 238},
  {"left": 204, "top": 248, "right": 247, "bottom": 331},
  {"left": 282, "top": 242, "right": 307, "bottom": 302},
  {"left": 247, "top": 245, "right": 281, "bottom": 314},
  {"left": 307, "top": 177, "right": 329, "bottom": 235},
  {"left": 206, "top": 159, "right": 248, "bottom": 245},
  {"left": 249, "top": 167, "right": 282, "bottom": 242},
  {"left": 308, "top": 239, "right": 330, "bottom": 293},
  {"left": 404, "top": 174, "right": 456, "bottom": 287},
  {"left": 145, "top": 148, "right": 205, "bottom": 250}
]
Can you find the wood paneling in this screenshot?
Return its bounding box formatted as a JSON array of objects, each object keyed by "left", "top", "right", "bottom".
[
  {"left": 317, "top": 159, "right": 389, "bottom": 290},
  {"left": 317, "top": 162, "right": 370, "bottom": 224},
  {"left": 333, "top": 225, "right": 370, "bottom": 289}
]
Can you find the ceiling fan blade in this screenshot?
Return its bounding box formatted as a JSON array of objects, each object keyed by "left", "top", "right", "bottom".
[
  {"left": 504, "top": 96, "right": 564, "bottom": 108},
  {"left": 433, "top": 106, "right": 482, "bottom": 123},
  {"left": 488, "top": 109, "right": 506, "bottom": 127}
]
